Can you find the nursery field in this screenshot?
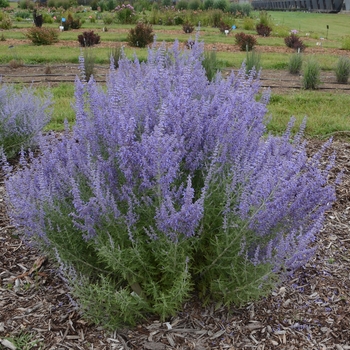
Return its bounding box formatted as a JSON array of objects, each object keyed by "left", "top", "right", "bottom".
[
  {"left": 1, "top": 7, "right": 350, "bottom": 350},
  {"left": 1, "top": 9, "right": 350, "bottom": 136}
]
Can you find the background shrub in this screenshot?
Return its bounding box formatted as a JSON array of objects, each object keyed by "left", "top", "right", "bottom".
[
  {"left": 189, "top": 0, "right": 201, "bottom": 10},
  {"left": 235, "top": 32, "right": 257, "bottom": 51},
  {"left": 256, "top": 23, "right": 272, "bottom": 37},
  {"left": 5, "top": 40, "right": 336, "bottom": 330},
  {"left": 341, "top": 35, "right": 350, "bottom": 50},
  {"left": 115, "top": 4, "right": 137, "bottom": 24},
  {"left": 183, "top": 21, "right": 194, "bottom": 33},
  {"left": 0, "top": 12, "right": 12, "bottom": 29},
  {"left": 218, "top": 20, "right": 230, "bottom": 34},
  {"left": 0, "top": 0, "right": 9, "bottom": 7},
  {"left": 213, "top": 0, "right": 228, "bottom": 11},
  {"left": 127, "top": 22, "right": 154, "bottom": 48},
  {"left": 209, "top": 9, "right": 222, "bottom": 27},
  {"left": 103, "top": 13, "right": 114, "bottom": 25},
  {"left": 110, "top": 43, "right": 123, "bottom": 69},
  {"left": 303, "top": 58, "right": 321, "bottom": 89},
  {"left": 335, "top": 56, "right": 350, "bottom": 83},
  {"left": 63, "top": 13, "right": 81, "bottom": 30},
  {"left": 80, "top": 48, "right": 95, "bottom": 81},
  {"left": 78, "top": 30, "right": 101, "bottom": 47},
  {"left": 241, "top": 3, "right": 252, "bottom": 16},
  {"left": 245, "top": 49, "right": 261, "bottom": 75},
  {"left": 176, "top": 0, "right": 188, "bottom": 10},
  {"left": 25, "top": 27, "right": 59, "bottom": 45},
  {"left": 203, "top": 0, "right": 214, "bottom": 9},
  {"left": 258, "top": 10, "right": 273, "bottom": 27},
  {"left": 284, "top": 33, "right": 305, "bottom": 52},
  {"left": 243, "top": 17, "right": 255, "bottom": 30},
  {"left": 0, "top": 84, "right": 51, "bottom": 158},
  {"left": 202, "top": 49, "right": 219, "bottom": 81},
  {"left": 288, "top": 53, "right": 303, "bottom": 74}
]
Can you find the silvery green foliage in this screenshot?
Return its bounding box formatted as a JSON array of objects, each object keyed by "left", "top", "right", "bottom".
[
  {"left": 4, "top": 40, "right": 337, "bottom": 328},
  {"left": 0, "top": 84, "right": 51, "bottom": 158}
]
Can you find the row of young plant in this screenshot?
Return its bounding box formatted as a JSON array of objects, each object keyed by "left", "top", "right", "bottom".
[
  {"left": 288, "top": 53, "right": 350, "bottom": 88},
  {"left": 1, "top": 39, "right": 339, "bottom": 330},
  {"left": 0, "top": 2, "right": 252, "bottom": 28}
]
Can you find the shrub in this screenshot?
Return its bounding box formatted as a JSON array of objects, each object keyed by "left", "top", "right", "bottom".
[
  {"left": 241, "top": 3, "right": 252, "bottom": 16},
  {"left": 183, "top": 21, "right": 194, "bottom": 34},
  {"left": 18, "top": 0, "right": 35, "bottom": 9},
  {"left": 243, "top": 17, "right": 255, "bottom": 31},
  {"left": 284, "top": 34, "right": 305, "bottom": 52},
  {"left": 218, "top": 20, "right": 230, "bottom": 34},
  {"left": 188, "top": 0, "right": 201, "bottom": 11},
  {"left": 176, "top": 0, "right": 188, "bottom": 10},
  {"left": 228, "top": 2, "right": 239, "bottom": 15},
  {"left": 43, "top": 13, "right": 54, "bottom": 24},
  {"left": 258, "top": 10, "right": 272, "bottom": 27},
  {"left": 335, "top": 56, "right": 350, "bottom": 83},
  {"left": 202, "top": 49, "right": 219, "bottom": 81},
  {"left": 256, "top": 23, "right": 272, "bottom": 37},
  {"left": 78, "top": 31, "right": 101, "bottom": 47},
  {"left": 110, "top": 43, "right": 123, "bottom": 69},
  {"left": 341, "top": 36, "right": 350, "bottom": 50},
  {"left": 127, "top": 22, "right": 154, "bottom": 48},
  {"left": 288, "top": 53, "right": 303, "bottom": 74},
  {"left": 80, "top": 48, "right": 95, "bottom": 81},
  {"left": 33, "top": 9, "right": 43, "bottom": 27},
  {"left": 0, "top": 0, "right": 9, "bottom": 7},
  {"left": 103, "top": 13, "right": 114, "bottom": 24},
  {"left": 115, "top": 4, "right": 137, "bottom": 24},
  {"left": 4, "top": 40, "right": 337, "bottom": 330},
  {"left": 189, "top": 0, "right": 201, "bottom": 10},
  {"left": 0, "top": 12, "right": 12, "bottom": 30},
  {"left": 245, "top": 49, "right": 261, "bottom": 76},
  {"left": 235, "top": 32, "right": 257, "bottom": 51},
  {"left": 174, "top": 15, "right": 184, "bottom": 25},
  {"left": 0, "top": 84, "right": 51, "bottom": 158},
  {"left": 63, "top": 13, "right": 81, "bottom": 30},
  {"left": 25, "top": 27, "right": 59, "bottom": 45},
  {"left": 302, "top": 58, "right": 321, "bottom": 90},
  {"left": 210, "top": 9, "right": 223, "bottom": 27},
  {"left": 14, "top": 10, "right": 31, "bottom": 19},
  {"left": 204, "top": 0, "right": 214, "bottom": 9},
  {"left": 213, "top": 0, "right": 227, "bottom": 11}
]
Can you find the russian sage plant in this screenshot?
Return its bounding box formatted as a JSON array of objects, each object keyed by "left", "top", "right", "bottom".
[
  {"left": 4, "top": 40, "right": 337, "bottom": 329},
  {"left": 0, "top": 84, "right": 51, "bottom": 158}
]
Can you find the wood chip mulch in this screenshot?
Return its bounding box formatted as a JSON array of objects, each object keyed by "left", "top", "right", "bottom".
[{"left": 1, "top": 138, "right": 350, "bottom": 350}]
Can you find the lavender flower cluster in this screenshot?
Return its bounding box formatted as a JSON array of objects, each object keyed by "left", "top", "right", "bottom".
[
  {"left": 4, "top": 40, "right": 337, "bottom": 320},
  {"left": 0, "top": 84, "right": 51, "bottom": 158}
]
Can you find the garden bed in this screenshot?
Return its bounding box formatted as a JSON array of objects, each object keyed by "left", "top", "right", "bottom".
[{"left": 1, "top": 138, "right": 349, "bottom": 350}]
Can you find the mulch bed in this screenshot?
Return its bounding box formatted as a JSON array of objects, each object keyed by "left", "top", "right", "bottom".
[{"left": 1, "top": 138, "right": 350, "bottom": 350}]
